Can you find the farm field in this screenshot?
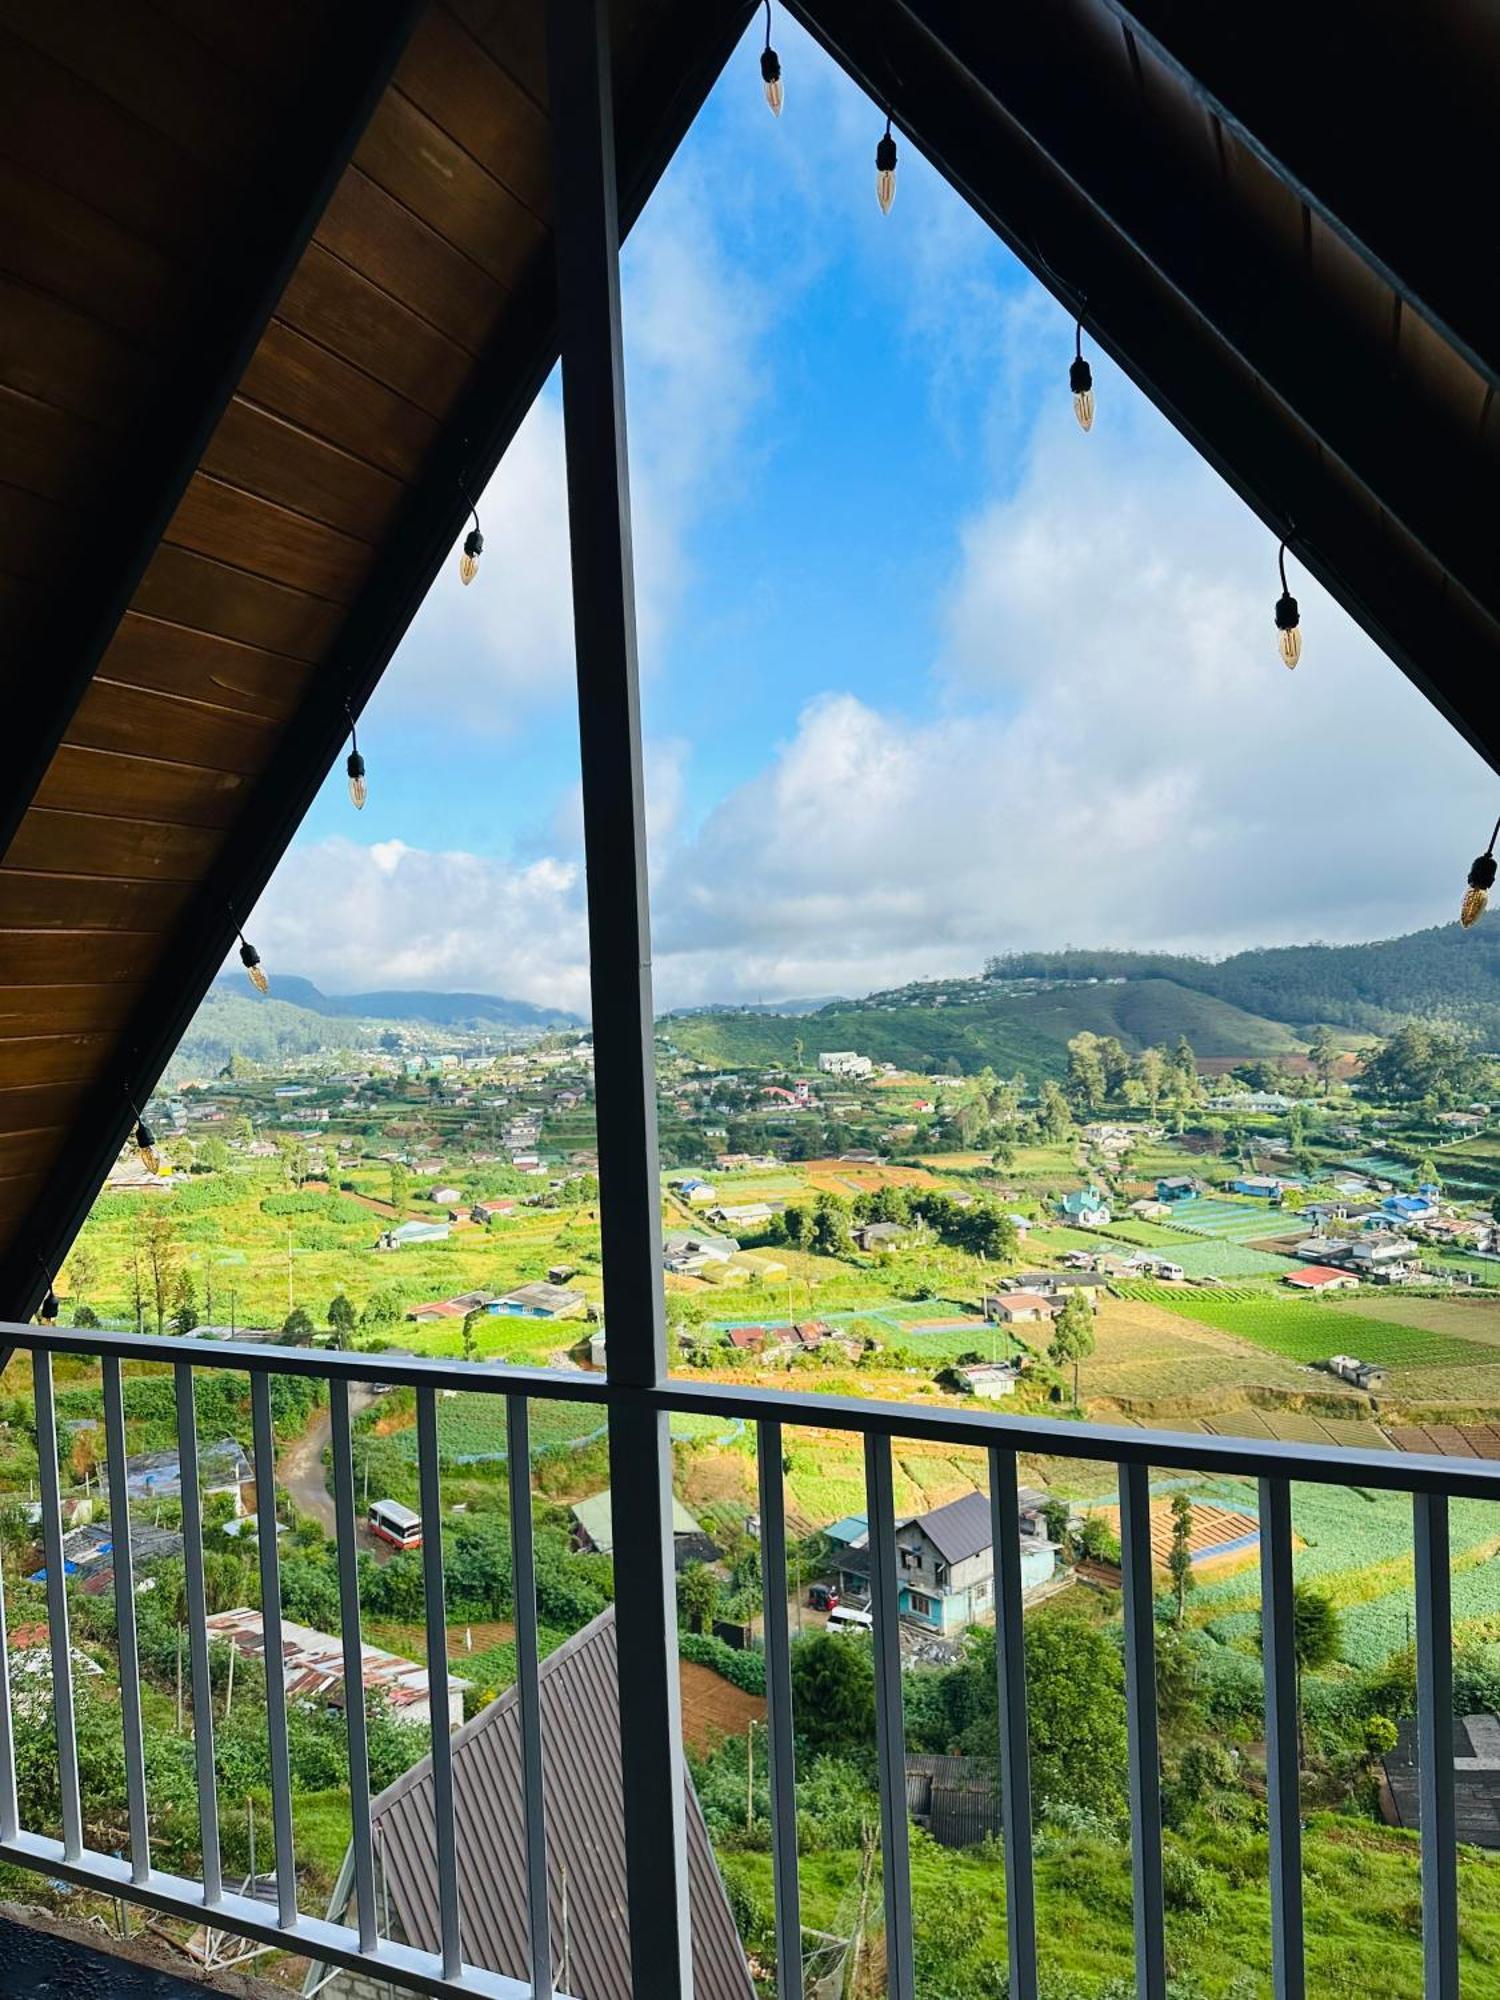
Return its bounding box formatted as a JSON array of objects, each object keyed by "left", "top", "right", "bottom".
[
  {"left": 1084, "top": 1297, "right": 1312, "bottom": 1404},
  {"left": 1153, "top": 1294, "right": 1497, "bottom": 1371}
]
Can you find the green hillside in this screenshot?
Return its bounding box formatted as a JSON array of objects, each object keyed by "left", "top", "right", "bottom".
[
  {"left": 659, "top": 976, "right": 1300, "bottom": 1077},
  {"left": 987, "top": 922, "right": 1500, "bottom": 1039}
]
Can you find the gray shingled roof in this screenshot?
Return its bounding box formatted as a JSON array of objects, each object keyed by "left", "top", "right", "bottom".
[
  {"left": 914, "top": 1490, "right": 993, "bottom": 1567},
  {"left": 360, "top": 1608, "right": 753, "bottom": 1999}
]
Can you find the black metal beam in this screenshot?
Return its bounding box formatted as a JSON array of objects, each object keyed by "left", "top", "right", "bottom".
[
  {"left": 0, "top": 0, "right": 757, "bottom": 1316},
  {"left": 548, "top": 4, "right": 692, "bottom": 1992},
  {"left": 894, "top": 0, "right": 1498, "bottom": 637},
  {"left": 0, "top": 0, "right": 425, "bottom": 868},
  {"left": 794, "top": 0, "right": 1500, "bottom": 775},
  {"left": 1093, "top": 0, "right": 1500, "bottom": 395}
]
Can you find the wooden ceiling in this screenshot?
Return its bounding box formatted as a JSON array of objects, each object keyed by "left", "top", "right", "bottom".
[{"left": 1, "top": 0, "right": 1497, "bottom": 1310}]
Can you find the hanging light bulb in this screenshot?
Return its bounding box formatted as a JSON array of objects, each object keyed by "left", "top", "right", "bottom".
[
  {"left": 1461, "top": 817, "right": 1500, "bottom": 927},
  {"left": 1274, "top": 540, "right": 1302, "bottom": 668},
  {"left": 760, "top": 1, "right": 782, "bottom": 113},
  {"left": 134, "top": 1112, "right": 162, "bottom": 1176},
  {"left": 236, "top": 925, "right": 270, "bottom": 995},
  {"left": 345, "top": 706, "right": 367, "bottom": 810},
  {"left": 1070, "top": 322, "right": 1094, "bottom": 432},
  {"left": 458, "top": 478, "right": 483, "bottom": 586},
  {"left": 875, "top": 113, "right": 897, "bottom": 214}
]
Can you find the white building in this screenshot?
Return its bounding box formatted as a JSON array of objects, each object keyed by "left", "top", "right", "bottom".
[{"left": 817, "top": 1050, "right": 874, "bottom": 1078}]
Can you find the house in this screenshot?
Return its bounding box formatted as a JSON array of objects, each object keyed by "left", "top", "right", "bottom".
[
  {"left": 1129, "top": 1199, "right": 1172, "bottom": 1221},
  {"left": 1284, "top": 1265, "right": 1360, "bottom": 1293},
  {"left": 830, "top": 1489, "right": 1055, "bottom": 1635},
  {"left": 570, "top": 1491, "right": 719, "bottom": 1569},
  {"left": 999, "top": 1271, "right": 1108, "bottom": 1300},
  {"left": 854, "top": 1220, "right": 910, "bottom": 1251},
  {"left": 1294, "top": 1234, "right": 1352, "bottom": 1262},
  {"left": 426, "top": 1185, "right": 462, "bottom": 1204},
  {"left": 205, "top": 1608, "right": 466, "bottom": 1732},
  {"left": 490, "top": 1282, "right": 587, "bottom": 1320},
  {"left": 1342, "top": 1234, "right": 1421, "bottom": 1282},
  {"left": 588, "top": 1329, "right": 608, "bottom": 1368},
  {"left": 1383, "top": 1190, "right": 1440, "bottom": 1224},
  {"left": 1382, "top": 1715, "right": 1500, "bottom": 1850},
  {"left": 1126, "top": 1253, "right": 1186, "bottom": 1282},
  {"left": 954, "top": 1361, "right": 1021, "bottom": 1400},
  {"left": 1156, "top": 1176, "right": 1201, "bottom": 1203},
  {"left": 470, "top": 1200, "right": 515, "bottom": 1223},
  {"left": 1058, "top": 1186, "right": 1111, "bottom": 1226},
  {"left": 987, "top": 1291, "right": 1056, "bottom": 1325},
  {"left": 709, "top": 1202, "right": 775, "bottom": 1231},
  {"left": 1326, "top": 1354, "right": 1388, "bottom": 1390},
  {"left": 310, "top": 1610, "right": 753, "bottom": 2000},
  {"left": 406, "top": 1291, "right": 495, "bottom": 1324},
  {"left": 28, "top": 1520, "right": 183, "bottom": 1593},
  {"left": 1229, "top": 1174, "right": 1286, "bottom": 1198},
  {"left": 906, "top": 1754, "right": 1002, "bottom": 1849},
  {"left": 662, "top": 1228, "right": 737, "bottom": 1275},
  {"left": 821, "top": 1515, "right": 869, "bottom": 1554}
]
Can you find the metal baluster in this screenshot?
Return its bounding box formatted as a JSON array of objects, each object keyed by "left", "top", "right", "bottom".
[
  {"left": 507, "top": 1396, "right": 552, "bottom": 1999},
  {"left": 1258, "top": 1478, "right": 1304, "bottom": 2000},
  {"left": 1414, "top": 1491, "right": 1458, "bottom": 2000},
  {"left": 988, "top": 1447, "right": 1037, "bottom": 2000},
  {"left": 864, "top": 1432, "right": 914, "bottom": 2000},
  {"left": 102, "top": 1358, "right": 149, "bottom": 1883},
  {"left": 757, "top": 1419, "right": 801, "bottom": 2000},
  {"left": 250, "top": 1371, "right": 296, "bottom": 1927},
  {"left": 416, "top": 1387, "right": 462, "bottom": 1979},
  {"left": 0, "top": 1391, "right": 16, "bottom": 1842},
  {"left": 1118, "top": 1460, "right": 1165, "bottom": 2000},
  {"left": 34, "top": 1352, "right": 81, "bottom": 1861},
  {"left": 174, "top": 1363, "right": 222, "bottom": 1902},
  {"left": 329, "top": 1380, "right": 376, "bottom": 1949}
]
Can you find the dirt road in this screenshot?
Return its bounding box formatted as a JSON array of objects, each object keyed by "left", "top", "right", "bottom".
[{"left": 277, "top": 1381, "right": 381, "bottom": 1539}]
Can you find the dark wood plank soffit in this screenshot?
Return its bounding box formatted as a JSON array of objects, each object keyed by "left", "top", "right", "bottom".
[{"left": 0, "top": 0, "right": 426, "bottom": 867}]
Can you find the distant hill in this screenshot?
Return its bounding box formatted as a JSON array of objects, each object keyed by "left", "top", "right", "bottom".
[
  {"left": 985, "top": 923, "right": 1500, "bottom": 1042},
  {"left": 660, "top": 976, "right": 1301, "bottom": 1078},
  {"left": 210, "top": 974, "right": 582, "bottom": 1030}
]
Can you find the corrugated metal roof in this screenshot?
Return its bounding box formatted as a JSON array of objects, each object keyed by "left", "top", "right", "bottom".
[
  {"left": 360, "top": 1608, "right": 753, "bottom": 1999},
  {"left": 914, "top": 1490, "right": 992, "bottom": 1567}
]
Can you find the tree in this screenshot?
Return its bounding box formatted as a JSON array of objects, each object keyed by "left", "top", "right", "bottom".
[
  {"left": 138, "top": 1207, "right": 181, "bottom": 1338},
  {"left": 1413, "top": 1153, "right": 1441, "bottom": 1191},
  {"left": 281, "top": 1305, "right": 315, "bottom": 1344},
  {"left": 388, "top": 1162, "right": 410, "bottom": 1211},
  {"left": 1064, "top": 1033, "right": 1108, "bottom": 1112},
  {"left": 169, "top": 1269, "right": 198, "bottom": 1339},
  {"left": 1286, "top": 1582, "right": 1341, "bottom": 1765},
  {"left": 1167, "top": 1492, "right": 1195, "bottom": 1625},
  {"left": 1048, "top": 1292, "right": 1096, "bottom": 1408},
  {"left": 1037, "top": 1081, "right": 1074, "bottom": 1144},
  {"left": 676, "top": 1561, "right": 718, "bottom": 1636},
  {"left": 327, "top": 1294, "right": 357, "bottom": 1349},
  {"left": 809, "top": 1192, "right": 852, "bottom": 1258},
  {"left": 65, "top": 1242, "right": 99, "bottom": 1310},
  {"left": 1307, "top": 1025, "right": 1339, "bottom": 1093},
  {"left": 461, "top": 1309, "right": 484, "bottom": 1366},
  {"left": 789, "top": 1633, "right": 875, "bottom": 1758},
  {"left": 1359, "top": 1024, "right": 1485, "bottom": 1109},
  {"left": 958, "top": 1616, "right": 1129, "bottom": 1821},
  {"left": 1134, "top": 1046, "right": 1169, "bottom": 1118}
]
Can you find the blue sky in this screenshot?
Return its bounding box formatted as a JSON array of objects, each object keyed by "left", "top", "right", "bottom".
[{"left": 250, "top": 12, "right": 1494, "bottom": 1015}]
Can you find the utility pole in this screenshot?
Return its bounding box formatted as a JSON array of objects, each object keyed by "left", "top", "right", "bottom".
[{"left": 176, "top": 1624, "right": 183, "bottom": 1732}]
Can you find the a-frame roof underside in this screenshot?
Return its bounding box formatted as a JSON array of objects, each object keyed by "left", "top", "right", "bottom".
[{"left": 1, "top": 0, "right": 1497, "bottom": 1309}]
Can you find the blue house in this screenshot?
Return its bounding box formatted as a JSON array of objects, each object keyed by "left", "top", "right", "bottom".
[
  {"left": 1229, "top": 1174, "right": 1284, "bottom": 1198},
  {"left": 1058, "top": 1185, "right": 1111, "bottom": 1225},
  {"left": 829, "top": 1490, "right": 1055, "bottom": 1635},
  {"left": 1383, "top": 1191, "right": 1438, "bottom": 1223},
  {"left": 1156, "top": 1176, "right": 1199, "bottom": 1203}
]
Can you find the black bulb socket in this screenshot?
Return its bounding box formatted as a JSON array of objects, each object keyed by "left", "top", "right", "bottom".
[
  {"left": 761, "top": 45, "right": 781, "bottom": 85},
  {"left": 1274, "top": 591, "right": 1300, "bottom": 632},
  {"left": 1069, "top": 356, "right": 1093, "bottom": 395},
  {"left": 347, "top": 748, "right": 366, "bottom": 782},
  {"left": 463, "top": 527, "right": 484, "bottom": 561},
  {"left": 1469, "top": 853, "right": 1499, "bottom": 893},
  {"left": 240, "top": 939, "right": 262, "bottom": 971},
  {"left": 876, "top": 132, "right": 898, "bottom": 173}
]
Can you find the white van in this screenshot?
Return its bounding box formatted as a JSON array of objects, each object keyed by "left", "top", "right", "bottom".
[{"left": 826, "top": 1604, "right": 874, "bottom": 1636}]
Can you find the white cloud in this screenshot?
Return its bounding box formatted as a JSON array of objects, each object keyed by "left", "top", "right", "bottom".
[{"left": 247, "top": 837, "right": 591, "bottom": 1016}]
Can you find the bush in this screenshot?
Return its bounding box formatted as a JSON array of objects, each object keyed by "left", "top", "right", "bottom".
[{"left": 679, "top": 1631, "right": 766, "bottom": 1694}]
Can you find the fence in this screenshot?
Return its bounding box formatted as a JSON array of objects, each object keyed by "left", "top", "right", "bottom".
[{"left": 0, "top": 1320, "right": 1488, "bottom": 2000}]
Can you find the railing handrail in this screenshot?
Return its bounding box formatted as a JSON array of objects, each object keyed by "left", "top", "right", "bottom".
[{"left": 3, "top": 1319, "right": 1498, "bottom": 1500}]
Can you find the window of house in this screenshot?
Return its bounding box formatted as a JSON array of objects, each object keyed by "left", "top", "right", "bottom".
[{"left": 908, "top": 1592, "right": 932, "bottom": 1617}]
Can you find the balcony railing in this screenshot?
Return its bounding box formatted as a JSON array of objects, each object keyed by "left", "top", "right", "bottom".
[{"left": 0, "top": 1320, "right": 1486, "bottom": 2000}]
